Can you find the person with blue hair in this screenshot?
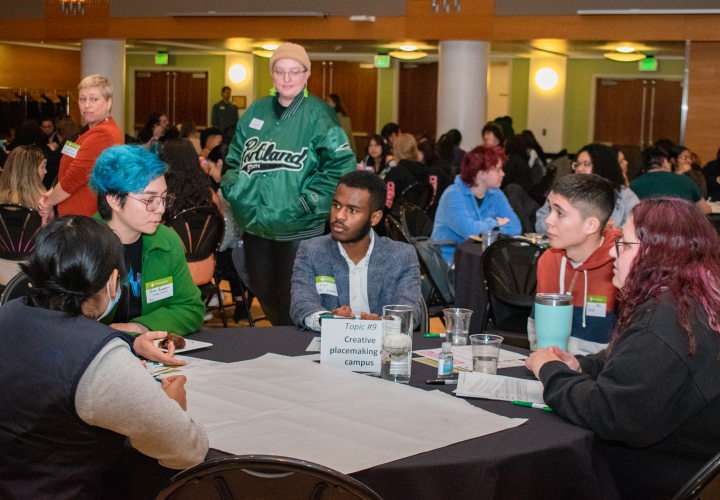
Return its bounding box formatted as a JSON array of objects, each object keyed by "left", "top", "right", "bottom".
[{"left": 89, "top": 145, "right": 205, "bottom": 336}]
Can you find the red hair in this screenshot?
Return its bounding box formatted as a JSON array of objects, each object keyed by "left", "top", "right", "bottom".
[
  {"left": 611, "top": 197, "right": 720, "bottom": 354},
  {"left": 459, "top": 146, "right": 507, "bottom": 187}
]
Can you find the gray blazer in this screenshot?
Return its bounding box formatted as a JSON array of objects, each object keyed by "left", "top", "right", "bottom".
[{"left": 290, "top": 233, "right": 422, "bottom": 328}]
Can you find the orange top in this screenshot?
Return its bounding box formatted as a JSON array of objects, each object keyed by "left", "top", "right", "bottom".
[{"left": 57, "top": 117, "right": 124, "bottom": 217}]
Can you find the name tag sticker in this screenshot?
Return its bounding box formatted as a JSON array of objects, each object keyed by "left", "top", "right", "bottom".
[
  {"left": 249, "top": 118, "right": 264, "bottom": 130},
  {"left": 146, "top": 276, "right": 174, "bottom": 304},
  {"left": 316, "top": 276, "right": 337, "bottom": 296},
  {"left": 61, "top": 140, "right": 80, "bottom": 158},
  {"left": 586, "top": 295, "right": 607, "bottom": 318}
]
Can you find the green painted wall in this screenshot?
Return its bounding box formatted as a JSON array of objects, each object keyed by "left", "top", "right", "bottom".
[
  {"left": 509, "top": 58, "right": 529, "bottom": 133},
  {"left": 254, "top": 56, "right": 273, "bottom": 101},
  {"left": 125, "top": 54, "right": 225, "bottom": 135},
  {"left": 376, "top": 67, "right": 397, "bottom": 134},
  {"left": 563, "top": 58, "right": 684, "bottom": 153}
]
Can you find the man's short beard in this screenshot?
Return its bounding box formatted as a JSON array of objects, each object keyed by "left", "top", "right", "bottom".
[{"left": 331, "top": 215, "right": 373, "bottom": 244}]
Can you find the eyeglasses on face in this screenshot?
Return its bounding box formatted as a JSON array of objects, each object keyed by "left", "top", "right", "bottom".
[
  {"left": 678, "top": 154, "right": 691, "bottom": 161},
  {"left": 127, "top": 194, "right": 175, "bottom": 211},
  {"left": 571, "top": 161, "right": 592, "bottom": 171},
  {"left": 614, "top": 237, "right": 640, "bottom": 256},
  {"left": 272, "top": 69, "right": 307, "bottom": 79}
]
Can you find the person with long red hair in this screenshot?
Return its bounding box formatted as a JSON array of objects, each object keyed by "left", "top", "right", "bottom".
[{"left": 526, "top": 197, "right": 720, "bottom": 499}]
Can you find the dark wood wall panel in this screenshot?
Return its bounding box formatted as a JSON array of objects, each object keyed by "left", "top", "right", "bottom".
[{"left": 685, "top": 42, "right": 720, "bottom": 165}]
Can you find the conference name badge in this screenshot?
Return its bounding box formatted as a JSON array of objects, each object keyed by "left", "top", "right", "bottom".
[
  {"left": 146, "top": 276, "right": 174, "bottom": 304},
  {"left": 61, "top": 140, "right": 80, "bottom": 158},
  {"left": 249, "top": 118, "right": 264, "bottom": 130},
  {"left": 321, "top": 318, "right": 383, "bottom": 372},
  {"left": 316, "top": 276, "right": 338, "bottom": 296},
  {"left": 586, "top": 295, "right": 607, "bottom": 318}
]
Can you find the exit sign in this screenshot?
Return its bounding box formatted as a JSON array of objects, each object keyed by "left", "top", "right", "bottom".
[
  {"left": 156, "top": 53, "right": 168, "bottom": 65},
  {"left": 374, "top": 55, "right": 390, "bottom": 68},
  {"left": 639, "top": 58, "right": 657, "bottom": 71}
]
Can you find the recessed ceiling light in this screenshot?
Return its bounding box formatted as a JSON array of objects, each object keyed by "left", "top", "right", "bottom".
[
  {"left": 389, "top": 50, "right": 427, "bottom": 60},
  {"left": 604, "top": 52, "right": 645, "bottom": 62},
  {"left": 399, "top": 45, "right": 417, "bottom": 52},
  {"left": 263, "top": 44, "right": 279, "bottom": 51},
  {"left": 616, "top": 46, "right": 635, "bottom": 53}
]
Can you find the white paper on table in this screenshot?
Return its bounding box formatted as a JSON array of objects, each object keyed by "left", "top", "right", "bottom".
[
  {"left": 414, "top": 347, "right": 527, "bottom": 368},
  {"left": 183, "top": 353, "right": 526, "bottom": 474},
  {"left": 454, "top": 371, "right": 545, "bottom": 404},
  {"left": 145, "top": 355, "right": 223, "bottom": 379},
  {"left": 306, "top": 337, "right": 321, "bottom": 351}
]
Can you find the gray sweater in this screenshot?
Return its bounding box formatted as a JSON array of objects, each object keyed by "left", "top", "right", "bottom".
[{"left": 75, "top": 338, "right": 209, "bottom": 469}]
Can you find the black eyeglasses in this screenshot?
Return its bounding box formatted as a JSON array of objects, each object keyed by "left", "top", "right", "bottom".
[
  {"left": 614, "top": 237, "right": 640, "bottom": 256},
  {"left": 127, "top": 194, "right": 175, "bottom": 211}
]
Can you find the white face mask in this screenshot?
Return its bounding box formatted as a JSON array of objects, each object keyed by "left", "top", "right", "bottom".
[{"left": 97, "top": 280, "right": 121, "bottom": 321}]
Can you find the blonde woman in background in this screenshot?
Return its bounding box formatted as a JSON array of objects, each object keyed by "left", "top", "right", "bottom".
[
  {"left": 383, "top": 133, "right": 430, "bottom": 209},
  {"left": 39, "top": 74, "right": 123, "bottom": 220},
  {"left": 0, "top": 145, "right": 48, "bottom": 285}
]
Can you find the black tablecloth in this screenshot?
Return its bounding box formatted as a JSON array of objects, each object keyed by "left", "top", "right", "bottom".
[
  {"left": 453, "top": 239, "right": 488, "bottom": 334},
  {"left": 124, "top": 327, "right": 619, "bottom": 500}
]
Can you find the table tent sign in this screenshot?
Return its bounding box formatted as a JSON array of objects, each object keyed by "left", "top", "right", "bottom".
[{"left": 320, "top": 318, "right": 383, "bottom": 372}]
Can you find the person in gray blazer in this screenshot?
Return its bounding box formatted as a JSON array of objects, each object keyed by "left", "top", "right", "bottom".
[{"left": 290, "top": 171, "right": 422, "bottom": 330}]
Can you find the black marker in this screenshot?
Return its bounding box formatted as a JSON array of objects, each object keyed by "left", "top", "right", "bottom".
[{"left": 425, "top": 379, "right": 458, "bottom": 385}]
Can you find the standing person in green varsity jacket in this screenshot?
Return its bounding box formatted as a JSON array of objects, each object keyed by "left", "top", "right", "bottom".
[
  {"left": 528, "top": 174, "right": 621, "bottom": 355},
  {"left": 222, "top": 42, "right": 356, "bottom": 326}
]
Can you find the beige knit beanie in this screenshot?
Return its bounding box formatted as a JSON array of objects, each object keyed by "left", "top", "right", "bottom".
[{"left": 269, "top": 43, "right": 311, "bottom": 72}]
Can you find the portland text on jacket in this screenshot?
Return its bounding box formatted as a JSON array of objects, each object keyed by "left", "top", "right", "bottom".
[{"left": 241, "top": 137, "right": 309, "bottom": 175}]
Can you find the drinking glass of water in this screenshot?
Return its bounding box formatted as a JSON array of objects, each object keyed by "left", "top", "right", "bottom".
[
  {"left": 443, "top": 308, "right": 473, "bottom": 346},
  {"left": 381, "top": 305, "right": 413, "bottom": 384},
  {"left": 470, "top": 334, "right": 504, "bottom": 374}
]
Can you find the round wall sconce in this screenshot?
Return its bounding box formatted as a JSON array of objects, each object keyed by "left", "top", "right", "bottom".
[
  {"left": 229, "top": 63, "right": 248, "bottom": 84},
  {"left": 535, "top": 67, "right": 559, "bottom": 91}
]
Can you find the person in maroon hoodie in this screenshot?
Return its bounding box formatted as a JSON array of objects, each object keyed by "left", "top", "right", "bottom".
[{"left": 528, "top": 174, "right": 621, "bottom": 355}]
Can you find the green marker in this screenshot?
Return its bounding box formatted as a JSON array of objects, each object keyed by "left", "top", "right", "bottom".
[
  {"left": 511, "top": 401, "right": 552, "bottom": 411},
  {"left": 423, "top": 334, "right": 443, "bottom": 338}
]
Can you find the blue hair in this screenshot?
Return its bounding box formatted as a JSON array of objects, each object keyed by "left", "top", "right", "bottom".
[{"left": 90, "top": 145, "right": 167, "bottom": 195}]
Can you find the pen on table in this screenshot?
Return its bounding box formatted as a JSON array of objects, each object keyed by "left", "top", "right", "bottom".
[
  {"left": 511, "top": 401, "right": 552, "bottom": 411},
  {"left": 425, "top": 379, "right": 458, "bottom": 385},
  {"left": 423, "top": 334, "right": 446, "bottom": 338}
]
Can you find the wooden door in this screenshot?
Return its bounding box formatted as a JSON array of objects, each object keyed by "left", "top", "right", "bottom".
[
  {"left": 135, "top": 71, "right": 170, "bottom": 132},
  {"left": 399, "top": 62, "right": 438, "bottom": 139},
  {"left": 173, "top": 72, "right": 208, "bottom": 128},
  {"left": 134, "top": 70, "right": 208, "bottom": 133},
  {"left": 594, "top": 78, "right": 682, "bottom": 148}
]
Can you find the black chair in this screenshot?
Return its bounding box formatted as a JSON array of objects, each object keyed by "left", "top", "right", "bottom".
[
  {"left": 385, "top": 214, "right": 452, "bottom": 324},
  {"left": 480, "top": 238, "right": 544, "bottom": 348},
  {"left": 395, "top": 182, "right": 433, "bottom": 212},
  {"left": 672, "top": 451, "right": 720, "bottom": 500},
  {"left": 169, "top": 207, "right": 235, "bottom": 328},
  {"left": 156, "top": 455, "right": 384, "bottom": 500},
  {"left": 399, "top": 204, "right": 433, "bottom": 238},
  {"left": 0, "top": 204, "right": 42, "bottom": 285},
  {"left": 0, "top": 272, "right": 32, "bottom": 306},
  {"left": 707, "top": 213, "right": 720, "bottom": 236}
]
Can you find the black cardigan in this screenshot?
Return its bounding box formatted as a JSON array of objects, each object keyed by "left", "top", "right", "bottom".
[{"left": 539, "top": 294, "right": 720, "bottom": 499}]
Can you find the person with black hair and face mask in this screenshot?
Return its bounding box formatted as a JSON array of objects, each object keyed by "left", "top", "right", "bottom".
[
  {"left": 290, "top": 171, "right": 422, "bottom": 331},
  {"left": 0, "top": 215, "right": 208, "bottom": 500}
]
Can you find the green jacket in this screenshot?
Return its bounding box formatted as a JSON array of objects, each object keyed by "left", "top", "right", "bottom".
[
  {"left": 93, "top": 213, "right": 205, "bottom": 336},
  {"left": 222, "top": 92, "right": 356, "bottom": 241}
]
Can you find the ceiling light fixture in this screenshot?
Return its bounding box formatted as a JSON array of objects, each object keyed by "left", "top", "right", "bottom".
[
  {"left": 252, "top": 50, "right": 274, "bottom": 58},
  {"left": 604, "top": 52, "right": 646, "bottom": 62},
  {"left": 399, "top": 45, "right": 417, "bottom": 51},
  {"left": 389, "top": 50, "right": 428, "bottom": 60},
  {"left": 262, "top": 44, "right": 279, "bottom": 50},
  {"left": 616, "top": 46, "right": 635, "bottom": 53}
]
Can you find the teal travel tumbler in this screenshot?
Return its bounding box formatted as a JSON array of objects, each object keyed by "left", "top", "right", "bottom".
[{"left": 534, "top": 293, "right": 574, "bottom": 351}]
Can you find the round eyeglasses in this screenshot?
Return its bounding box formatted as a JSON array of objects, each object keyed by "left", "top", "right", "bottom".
[{"left": 127, "top": 194, "right": 175, "bottom": 211}]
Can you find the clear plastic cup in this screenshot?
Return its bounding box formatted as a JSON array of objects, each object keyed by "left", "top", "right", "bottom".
[
  {"left": 443, "top": 308, "right": 473, "bottom": 346},
  {"left": 381, "top": 305, "right": 413, "bottom": 383},
  {"left": 470, "top": 334, "right": 504, "bottom": 374}
]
